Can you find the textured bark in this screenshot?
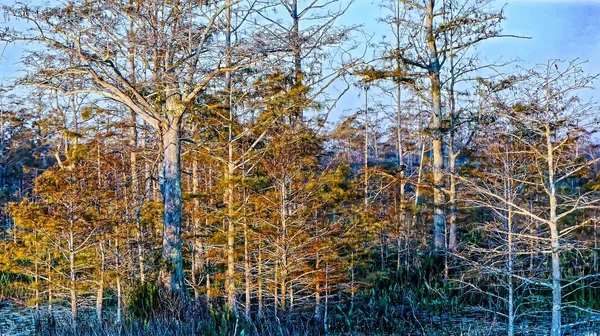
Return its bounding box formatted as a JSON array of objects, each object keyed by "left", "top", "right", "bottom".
[
  {"left": 507, "top": 207, "right": 515, "bottom": 336},
  {"left": 504, "top": 173, "right": 515, "bottom": 336},
  {"left": 547, "top": 126, "right": 561, "bottom": 336},
  {"left": 448, "top": 148, "right": 458, "bottom": 253},
  {"left": 115, "top": 238, "right": 122, "bottom": 324},
  {"left": 68, "top": 229, "right": 77, "bottom": 327},
  {"left": 191, "top": 160, "right": 203, "bottom": 299},
  {"left": 159, "top": 120, "right": 184, "bottom": 294},
  {"left": 224, "top": 0, "right": 236, "bottom": 309},
  {"left": 258, "top": 240, "right": 263, "bottom": 318},
  {"left": 426, "top": 0, "right": 446, "bottom": 252},
  {"left": 363, "top": 86, "right": 369, "bottom": 207},
  {"left": 279, "top": 182, "right": 288, "bottom": 311},
  {"left": 96, "top": 241, "right": 105, "bottom": 325},
  {"left": 225, "top": 150, "right": 235, "bottom": 308},
  {"left": 47, "top": 252, "right": 52, "bottom": 313},
  {"left": 244, "top": 201, "right": 251, "bottom": 318}
]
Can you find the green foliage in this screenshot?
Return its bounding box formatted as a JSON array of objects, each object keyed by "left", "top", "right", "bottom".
[{"left": 126, "top": 282, "right": 160, "bottom": 323}]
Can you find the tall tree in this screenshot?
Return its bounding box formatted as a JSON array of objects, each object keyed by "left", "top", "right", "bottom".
[
  {"left": 394, "top": 0, "right": 504, "bottom": 251},
  {"left": 2, "top": 0, "right": 261, "bottom": 293}
]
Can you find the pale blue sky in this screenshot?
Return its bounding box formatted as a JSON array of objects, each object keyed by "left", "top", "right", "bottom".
[
  {"left": 330, "top": 0, "right": 600, "bottom": 118},
  {"left": 341, "top": 0, "right": 600, "bottom": 68},
  {"left": 2, "top": 0, "right": 600, "bottom": 115}
]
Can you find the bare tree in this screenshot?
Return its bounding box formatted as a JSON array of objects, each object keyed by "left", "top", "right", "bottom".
[
  {"left": 394, "top": 0, "right": 504, "bottom": 251},
  {"left": 462, "top": 60, "right": 600, "bottom": 335}
]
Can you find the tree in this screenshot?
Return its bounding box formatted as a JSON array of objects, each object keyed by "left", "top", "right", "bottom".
[
  {"left": 392, "top": 0, "right": 504, "bottom": 251},
  {"left": 2, "top": 0, "right": 262, "bottom": 294},
  {"left": 462, "top": 60, "right": 600, "bottom": 335}
]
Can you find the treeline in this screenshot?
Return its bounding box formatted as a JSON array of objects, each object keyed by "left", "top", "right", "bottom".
[{"left": 0, "top": 1, "right": 600, "bottom": 335}]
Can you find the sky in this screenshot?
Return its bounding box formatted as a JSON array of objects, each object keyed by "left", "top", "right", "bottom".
[
  {"left": 338, "top": 0, "right": 600, "bottom": 68},
  {"left": 2, "top": 0, "right": 600, "bottom": 117},
  {"left": 329, "top": 0, "right": 600, "bottom": 118}
]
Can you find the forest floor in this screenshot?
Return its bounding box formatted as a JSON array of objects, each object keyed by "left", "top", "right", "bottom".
[
  {"left": 0, "top": 300, "right": 35, "bottom": 336},
  {"left": 2, "top": 300, "right": 600, "bottom": 336}
]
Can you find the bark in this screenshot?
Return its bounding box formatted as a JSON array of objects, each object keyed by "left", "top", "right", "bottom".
[
  {"left": 396, "top": 81, "right": 407, "bottom": 271},
  {"left": 225, "top": 147, "right": 236, "bottom": 308},
  {"left": 96, "top": 241, "right": 105, "bottom": 325},
  {"left": 115, "top": 239, "right": 122, "bottom": 324},
  {"left": 258, "top": 240, "right": 263, "bottom": 318},
  {"left": 279, "top": 182, "right": 288, "bottom": 311},
  {"left": 415, "top": 140, "right": 426, "bottom": 207},
  {"left": 69, "top": 229, "right": 77, "bottom": 327},
  {"left": 159, "top": 119, "right": 184, "bottom": 294},
  {"left": 507, "top": 207, "right": 515, "bottom": 336},
  {"left": 363, "top": 86, "right": 370, "bottom": 207},
  {"left": 191, "top": 160, "right": 203, "bottom": 299},
  {"left": 324, "top": 263, "right": 329, "bottom": 335},
  {"left": 131, "top": 113, "right": 146, "bottom": 283},
  {"left": 547, "top": 126, "right": 561, "bottom": 336},
  {"left": 34, "top": 230, "right": 39, "bottom": 312},
  {"left": 291, "top": 0, "right": 303, "bottom": 123},
  {"left": 314, "top": 253, "right": 322, "bottom": 329},
  {"left": 224, "top": 0, "right": 236, "bottom": 309},
  {"left": 47, "top": 252, "right": 52, "bottom": 313},
  {"left": 505, "top": 174, "right": 515, "bottom": 336},
  {"left": 426, "top": 0, "right": 446, "bottom": 252},
  {"left": 244, "top": 200, "right": 251, "bottom": 319},
  {"left": 448, "top": 147, "right": 458, "bottom": 252}
]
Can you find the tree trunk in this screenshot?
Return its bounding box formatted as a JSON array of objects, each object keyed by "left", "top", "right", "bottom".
[
  {"left": 279, "top": 182, "right": 288, "bottom": 311},
  {"left": 324, "top": 263, "right": 329, "bottom": 335},
  {"left": 505, "top": 176, "right": 515, "bottom": 336},
  {"left": 546, "top": 126, "right": 561, "bottom": 336},
  {"left": 191, "top": 160, "right": 203, "bottom": 299},
  {"left": 426, "top": 0, "right": 446, "bottom": 252},
  {"left": 314, "top": 253, "right": 322, "bottom": 331},
  {"left": 448, "top": 149, "right": 458, "bottom": 253},
  {"left": 244, "top": 204, "right": 251, "bottom": 319},
  {"left": 159, "top": 120, "right": 184, "bottom": 294},
  {"left": 224, "top": 0, "right": 236, "bottom": 309},
  {"left": 363, "top": 86, "right": 370, "bottom": 207},
  {"left": 258, "top": 240, "right": 263, "bottom": 318},
  {"left": 115, "top": 238, "right": 122, "bottom": 324},
  {"left": 225, "top": 150, "right": 236, "bottom": 308},
  {"left": 69, "top": 231, "right": 77, "bottom": 328},
  {"left": 96, "top": 241, "right": 105, "bottom": 325},
  {"left": 47, "top": 252, "right": 52, "bottom": 314}
]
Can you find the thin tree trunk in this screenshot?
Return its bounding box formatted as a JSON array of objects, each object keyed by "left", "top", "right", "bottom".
[
  {"left": 324, "top": 263, "right": 329, "bottom": 336},
  {"left": 291, "top": 0, "right": 303, "bottom": 123},
  {"left": 224, "top": 0, "right": 236, "bottom": 309},
  {"left": 503, "top": 161, "right": 515, "bottom": 336},
  {"left": 415, "top": 140, "right": 426, "bottom": 207},
  {"left": 191, "top": 160, "right": 203, "bottom": 299},
  {"left": 426, "top": 0, "right": 446, "bottom": 252},
  {"left": 244, "top": 194, "right": 251, "bottom": 319},
  {"left": 115, "top": 238, "right": 122, "bottom": 324},
  {"left": 314, "top": 252, "right": 322, "bottom": 330},
  {"left": 47, "top": 252, "right": 52, "bottom": 314},
  {"left": 279, "top": 182, "right": 288, "bottom": 311},
  {"left": 69, "top": 230, "right": 77, "bottom": 328},
  {"left": 507, "top": 206, "right": 515, "bottom": 336},
  {"left": 258, "top": 239, "right": 263, "bottom": 318},
  {"left": 96, "top": 241, "right": 105, "bottom": 325},
  {"left": 363, "top": 86, "right": 369, "bottom": 207},
  {"left": 34, "top": 230, "right": 39, "bottom": 312},
  {"left": 546, "top": 126, "right": 561, "bottom": 336}
]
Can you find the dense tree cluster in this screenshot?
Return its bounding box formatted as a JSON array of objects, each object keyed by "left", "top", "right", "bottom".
[{"left": 1, "top": 1, "right": 599, "bottom": 335}]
